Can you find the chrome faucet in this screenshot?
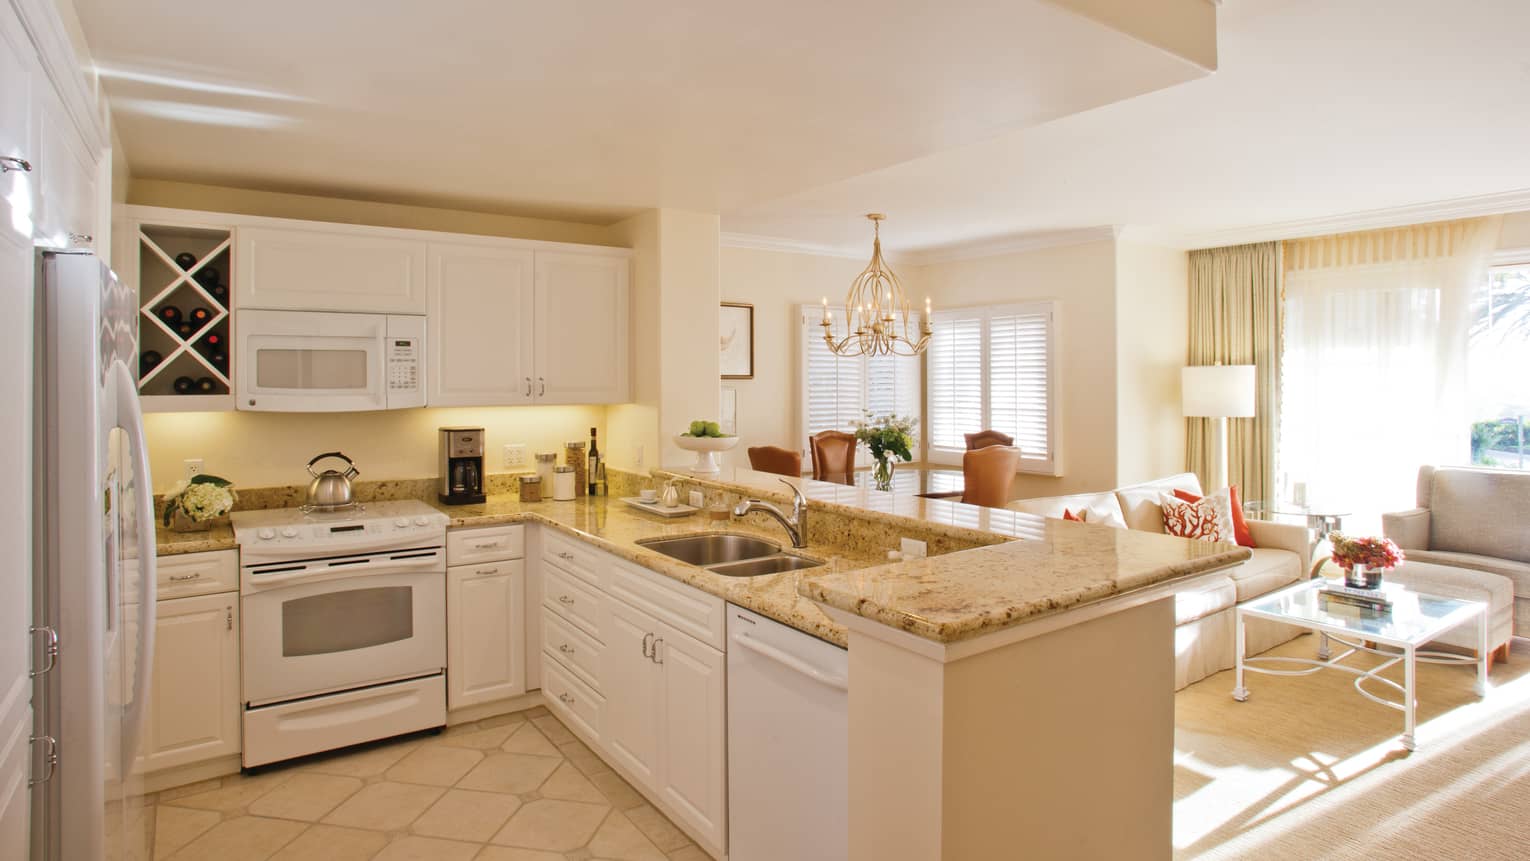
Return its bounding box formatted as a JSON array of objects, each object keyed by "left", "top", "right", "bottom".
[{"left": 732, "top": 479, "right": 808, "bottom": 548}]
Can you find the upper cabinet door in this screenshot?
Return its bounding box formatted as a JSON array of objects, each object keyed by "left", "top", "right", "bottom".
[
  {"left": 534, "top": 252, "right": 629, "bottom": 404},
  {"left": 428, "top": 243, "right": 535, "bottom": 406},
  {"left": 0, "top": 6, "right": 35, "bottom": 247},
  {"left": 236, "top": 225, "right": 428, "bottom": 314},
  {"left": 31, "top": 76, "right": 96, "bottom": 250}
]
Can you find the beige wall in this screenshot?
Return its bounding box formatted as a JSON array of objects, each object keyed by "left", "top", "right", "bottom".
[
  {"left": 127, "top": 179, "right": 617, "bottom": 246},
  {"left": 717, "top": 246, "right": 870, "bottom": 470},
  {"left": 913, "top": 239, "right": 1120, "bottom": 497},
  {"left": 606, "top": 211, "right": 661, "bottom": 471},
  {"left": 143, "top": 405, "right": 604, "bottom": 493},
  {"left": 1499, "top": 210, "right": 1530, "bottom": 251},
  {"left": 656, "top": 210, "right": 722, "bottom": 469},
  {"left": 1114, "top": 240, "right": 1188, "bottom": 486}
]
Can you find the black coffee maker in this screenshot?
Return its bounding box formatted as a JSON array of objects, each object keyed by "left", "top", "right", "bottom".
[{"left": 438, "top": 426, "right": 486, "bottom": 504}]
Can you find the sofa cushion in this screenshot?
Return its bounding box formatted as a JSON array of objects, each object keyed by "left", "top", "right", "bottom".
[
  {"left": 1426, "top": 467, "right": 1530, "bottom": 564},
  {"left": 1007, "top": 491, "right": 1127, "bottom": 528},
  {"left": 1384, "top": 560, "right": 1515, "bottom": 650},
  {"left": 1115, "top": 473, "right": 1204, "bottom": 532},
  {"left": 1228, "top": 547, "right": 1302, "bottom": 602},
  {"left": 1161, "top": 491, "right": 1235, "bottom": 543},
  {"left": 1175, "top": 576, "right": 1237, "bottom": 625},
  {"left": 1402, "top": 549, "right": 1530, "bottom": 597}
]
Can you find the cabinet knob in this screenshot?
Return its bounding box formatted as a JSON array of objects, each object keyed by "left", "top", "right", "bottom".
[
  {"left": 558, "top": 551, "right": 574, "bottom": 560},
  {"left": 168, "top": 573, "right": 202, "bottom": 582},
  {"left": 0, "top": 155, "right": 31, "bottom": 173},
  {"left": 68, "top": 233, "right": 93, "bottom": 245},
  {"left": 559, "top": 643, "right": 575, "bottom": 655},
  {"left": 558, "top": 692, "right": 574, "bottom": 705},
  {"left": 226, "top": 607, "right": 233, "bottom": 630},
  {"left": 558, "top": 595, "right": 575, "bottom": 605}
]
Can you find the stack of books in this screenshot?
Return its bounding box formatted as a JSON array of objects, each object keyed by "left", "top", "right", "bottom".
[{"left": 1319, "top": 581, "right": 1393, "bottom": 613}]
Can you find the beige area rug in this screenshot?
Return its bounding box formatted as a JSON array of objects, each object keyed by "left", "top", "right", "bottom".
[{"left": 1174, "top": 633, "right": 1530, "bottom": 860}]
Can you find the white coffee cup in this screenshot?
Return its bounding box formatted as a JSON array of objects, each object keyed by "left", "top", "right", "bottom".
[{"left": 640, "top": 489, "right": 658, "bottom": 502}]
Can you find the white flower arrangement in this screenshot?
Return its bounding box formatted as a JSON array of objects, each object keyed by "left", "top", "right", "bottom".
[{"left": 163, "top": 474, "right": 237, "bottom": 526}]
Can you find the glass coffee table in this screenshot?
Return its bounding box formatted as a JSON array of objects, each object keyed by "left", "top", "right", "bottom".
[{"left": 1233, "top": 579, "right": 1489, "bottom": 751}]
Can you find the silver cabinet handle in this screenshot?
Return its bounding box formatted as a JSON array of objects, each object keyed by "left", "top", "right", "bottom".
[
  {"left": 226, "top": 607, "right": 233, "bottom": 631},
  {"left": 29, "top": 735, "right": 57, "bottom": 787},
  {"left": 0, "top": 155, "right": 31, "bottom": 173},
  {"left": 68, "top": 233, "right": 93, "bottom": 245},
  {"left": 558, "top": 595, "right": 575, "bottom": 605},
  {"left": 525, "top": 377, "right": 532, "bottom": 397},
  {"left": 651, "top": 637, "right": 664, "bottom": 665},
  {"left": 472, "top": 540, "right": 501, "bottom": 549},
  {"left": 557, "top": 551, "right": 574, "bottom": 560},
  {"left": 558, "top": 692, "right": 574, "bottom": 705},
  {"left": 29, "top": 626, "right": 58, "bottom": 678},
  {"left": 475, "top": 567, "right": 500, "bottom": 576},
  {"left": 538, "top": 377, "right": 545, "bottom": 396},
  {"left": 641, "top": 632, "right": 653, "bottom": 658},
  {"left": 168, "top": 573, "right": 202, "bottom": 581},
  {"left": 559, "top": 643, "right": 575, "bottom": 655}
]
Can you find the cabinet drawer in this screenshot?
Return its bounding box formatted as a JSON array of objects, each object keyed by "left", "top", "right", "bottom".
[
  {"left": 543, "top": 565, "right": 604, "bottom": 640},
  {"left": 448, "top": 524, "right": 525, "bottom": 565},
  {"left": 542, "top": 529, "right": 603, "bottom": 586},
  {"left": 541, "top": 607, "right": 602, "bottom": 691},
  {"left": 543, "top": 657, "right": 602, "bottom": 743},
  {"left": 155, "top": 549, "right": 239, "bottom": 600},
  {"left": 605, "top": 559, "right": 726, "bottom": 651}
]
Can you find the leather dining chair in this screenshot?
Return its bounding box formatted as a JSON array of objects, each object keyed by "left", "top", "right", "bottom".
[
  {"left": 965, "top": 429, "right": 1015, "bottom": 450},
  {"left": 747, "top": 445, "right": 803, "bottom": 478},
  {"left": 960, "top": 445, "right": 1022, "bottom": 508},
  {"left": 809, "top": 431, "right": 857, "bottom": 484}
]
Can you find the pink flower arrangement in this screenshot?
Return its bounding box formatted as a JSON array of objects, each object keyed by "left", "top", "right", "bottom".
[{"left": 1329, "top": 532, "right": 1404, "bottom": 571}]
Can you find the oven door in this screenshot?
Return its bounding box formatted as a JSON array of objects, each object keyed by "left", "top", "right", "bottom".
[
  {"left": 241, "top": 566, "right": 445, "bottom": 705},
  {"left": 235, "top": 309, "right": 387, "bottom": 412}
]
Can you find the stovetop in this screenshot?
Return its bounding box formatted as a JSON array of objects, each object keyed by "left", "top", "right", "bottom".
[{"left": 231, "top": 498, "right": 448, "bottom": 557}]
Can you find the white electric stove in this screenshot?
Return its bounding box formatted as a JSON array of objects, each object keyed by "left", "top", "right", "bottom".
[{"left": 231, "top": 499, "right": 450, "bottom": 768}]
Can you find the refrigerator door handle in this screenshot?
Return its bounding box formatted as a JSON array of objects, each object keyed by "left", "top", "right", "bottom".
[
  {"left": 113, "top": 361, "right": 157, "bottom": 765},
  {"left": 29, "top": 625, "right": 59, "bottom": 677}
]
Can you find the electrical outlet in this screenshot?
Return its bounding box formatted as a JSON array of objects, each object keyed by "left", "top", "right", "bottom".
[
  {"left": 634, "top": 443, "right": 645, "bottom": 468},
  {"left": 184, "top": 458, "right": 204, "bottom": 479},
  {"left": 900, "top": 537, "right": 928, "bottom": 559},
  {"left": 689, "top": 490, "right": 705, "bottom": 509},
  {"left": 503, "top": 443, "right": 527, "bottom": 469}
]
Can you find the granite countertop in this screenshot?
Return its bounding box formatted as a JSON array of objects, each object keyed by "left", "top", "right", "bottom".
[
  {"left": 798, "top": 518, "right": 1251, "bottom": 643},
  {"left": 156, "top": 493, "right": 884, "bottom": 647}
]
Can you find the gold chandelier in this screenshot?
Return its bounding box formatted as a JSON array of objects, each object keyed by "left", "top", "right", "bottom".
[{"left": 820, "top": 214, "right": 931, "bottom": 357}]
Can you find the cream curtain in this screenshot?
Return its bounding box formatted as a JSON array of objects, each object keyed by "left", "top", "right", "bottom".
[
  {"left": 1186, "top": 242, "right": 1282, "bottom": 505},
  {"left": 1279, "top": 217, "right": 1502, "bottom": 526}
]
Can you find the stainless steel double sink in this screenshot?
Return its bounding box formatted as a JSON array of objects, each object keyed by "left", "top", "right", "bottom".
[{"left": 634, "top": 533, "right": 824, "bottom": 577}]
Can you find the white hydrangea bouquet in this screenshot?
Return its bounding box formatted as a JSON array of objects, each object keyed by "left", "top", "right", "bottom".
[{"left": 162, "top": 474, "right": 238, "bottom": 532}]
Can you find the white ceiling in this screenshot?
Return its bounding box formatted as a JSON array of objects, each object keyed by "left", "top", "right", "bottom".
[
  {"left": 722, "top": 0, "right": 1530, "bottom": 252},
  {"left": 76, "top": 0, "right": 1208, "bottom": 225}
]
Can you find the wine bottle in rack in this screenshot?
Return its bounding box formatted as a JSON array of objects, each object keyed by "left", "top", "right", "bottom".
[
  {"left": 208, "top": 280, "right": 229, "bottom": 306},
  {"left": 140, "top": 351, "right": 162, "bottom": 375},
  {"left": 175, "top": 320, "right": 196, "bottom": 339},
  {"left": 174, "top": 252, "right": 197, "bottom": 271},
  {"left": 208, "top": 350, "right": 228, "bottom": 372},
  {"left": 158, "top": 305, "right": 182, "bottom": 325},
  {"left": 173, "top": 376, "right": 195, "bottom": 394},
  {"left": 189, "top": 307, "right": 212, "bottom": 327},
  {"left": 194, "top": 267, "right": 220, "bottom": 289},
  {"left": 195, "top": 377, "right": 216, "bottom": 393}
]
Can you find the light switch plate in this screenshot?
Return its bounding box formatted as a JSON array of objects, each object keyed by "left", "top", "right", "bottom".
[
  {"left": 503, "top": 443, "right": 527, "bottom": 469},
  {"left": 900, "top": 537, "right": 928, "bottom": 559}
]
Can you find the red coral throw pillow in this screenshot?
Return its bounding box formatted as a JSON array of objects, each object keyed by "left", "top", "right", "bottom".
[
  {"left": 1173, "top": 486, "right": 1256, "bottom": 548},
  {"left": 1160, "top": 491, "right": 1234, "bottom": 543},
  {"left": 1062, "top": 508, "right": 1087, "bottom": 522}
]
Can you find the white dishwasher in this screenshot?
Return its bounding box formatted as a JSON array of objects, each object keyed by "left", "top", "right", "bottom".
[{"left": 727, "top": 604, "right": 849, "bottom": 861}]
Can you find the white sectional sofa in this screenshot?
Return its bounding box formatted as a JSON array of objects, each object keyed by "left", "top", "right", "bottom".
[{"left": 1007, "top": 473, "right": 1312, "bottom": 689}]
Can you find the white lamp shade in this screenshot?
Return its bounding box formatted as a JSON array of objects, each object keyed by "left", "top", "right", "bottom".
[{"left": 1182, "top": 365, "right": 1256, "bottom": 418}]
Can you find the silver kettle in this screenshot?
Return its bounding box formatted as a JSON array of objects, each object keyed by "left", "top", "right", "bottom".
[{"left": 305, "top": 451, "right": 359, "bottom": 511}]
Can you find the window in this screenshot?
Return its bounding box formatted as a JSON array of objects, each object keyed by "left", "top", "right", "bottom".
[
  {"left": 926, "top": 302, "right": 1057, "bottom": 474},
  {"left": 799, "top": 306, "right": 922, "bottom": 456},
  {"left": 1469, "top": 262, "right": 1530, "bottom": 470}
]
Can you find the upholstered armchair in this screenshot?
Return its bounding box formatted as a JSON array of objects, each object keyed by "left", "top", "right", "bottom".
[
  {"left": 965, "top": 430, "right": 1014, "bottom": 450},
  {"left": 747, "top": 445, "right": 803, "bottom": 478}
]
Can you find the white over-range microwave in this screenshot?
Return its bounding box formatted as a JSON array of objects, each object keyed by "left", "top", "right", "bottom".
[{"left": 235, "top": 309, "right": 425, "bottom": 411}]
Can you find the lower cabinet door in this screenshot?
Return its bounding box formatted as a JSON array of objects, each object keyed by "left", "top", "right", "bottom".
[
  {"left": 137, "top": 593, "right": 240, "bottom": 773},
  {"left": 656, "top": 622, "right": 727, "bottom": 850},
  {"left": 447, "top": 561, "right": 526, "bottom": 709},
  {"left": 599, "top": 599, "right": 662, "bottom": 787}
]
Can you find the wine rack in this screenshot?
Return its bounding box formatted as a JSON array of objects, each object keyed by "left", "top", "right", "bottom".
[{"left": 134, "top": 223, "right": 235, "bottom": 412}]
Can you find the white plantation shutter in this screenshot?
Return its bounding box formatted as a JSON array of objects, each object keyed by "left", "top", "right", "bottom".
[
  {"left": 865, "top": 348, "right": 921, "bottom": 423},
  {"left": 989, "top": 308, "right": 1054, "bottom": 472},
  {"left": 926, "top": 302, "right": 1058, "bottom": 475},
  {"left": 800, "top": 307, "right": 922, "bottom": 457},
  {"left": 927, "top": 313, "right": 983, "bottom": 450}
]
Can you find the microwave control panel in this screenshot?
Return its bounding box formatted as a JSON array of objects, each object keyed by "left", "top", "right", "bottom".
[{"left": 385, "top": 316, "right": 426, "bottom": 408}]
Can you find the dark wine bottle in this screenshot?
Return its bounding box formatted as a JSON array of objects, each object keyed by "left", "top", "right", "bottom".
[
  {"left": 174, "top": 252, "right": 197, "bottom": 271},
  {"left": 209, "top": 281, "right": 229, "bottom": 306},
  {"left": 140, "top": 351, "right": 163, "bottom": 374},
  {"left": 208, "top": 350, "right": 228, "bottom": 371},
  {"left": 158, "top": 305, "right": 182, "bottom": 325},
  {"left": 194, "top": 267, "right": 219, "bottom": 289},
  {"left": 588, "top": 427, "right": 601, "bottom": 495},
  {"left": 175, "top": 320, "right": 196, "bottom": 339},
  {"left": 173, "top": 376, "right": 195, "bottom": 394},
  {"left": 202, "top": 330, "right": 224, "bottom": 350},
  {"left": 195, "top": 377, "right": 216, "bottom": 393},
  {"left": 189, "top": 307, "right": 212, "bottom": 327}
]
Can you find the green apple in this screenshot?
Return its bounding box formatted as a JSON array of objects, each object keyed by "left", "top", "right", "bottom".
[
  {"left": 704, "top": 421, "right": 722, "bottom": 437},
  {"left": 688, "top": 420, "right": 706, "bottom": 436}
]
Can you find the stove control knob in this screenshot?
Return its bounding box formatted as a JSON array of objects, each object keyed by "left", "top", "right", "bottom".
[
  {"left": 280, "top": 527, "right": 299, "bottom": 538},
  {"left": 394, "top": 518, "right": 409, "bottom": 528},
  {"left": 413, "top": 516, "right": 429, "bottom": 526},
  {"left": 257, "top": 528, "right": 276, "bottom": 541}
]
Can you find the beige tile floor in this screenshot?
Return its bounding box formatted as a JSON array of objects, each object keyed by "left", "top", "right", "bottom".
[{"left": 148, "top": 707, "right": 710, "bottom": 861}]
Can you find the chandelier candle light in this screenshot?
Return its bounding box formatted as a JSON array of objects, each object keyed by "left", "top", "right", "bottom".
[{"left": 821, "top": 214, "right": 932, "bottom": 357}]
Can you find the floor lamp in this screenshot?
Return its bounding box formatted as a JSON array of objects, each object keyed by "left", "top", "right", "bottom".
[{"left": 1183, "top": 365, "right": 1256, "bottom": 491}]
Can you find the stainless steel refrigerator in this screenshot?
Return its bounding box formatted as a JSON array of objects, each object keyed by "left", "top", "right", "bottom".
[{"left": 31, "top": 249, "right": 157, "bottom": 860}]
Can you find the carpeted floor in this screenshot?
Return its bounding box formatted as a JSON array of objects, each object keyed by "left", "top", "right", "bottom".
[{"left": 1174, "top": 633, "right": 1530, "bottom": 860}]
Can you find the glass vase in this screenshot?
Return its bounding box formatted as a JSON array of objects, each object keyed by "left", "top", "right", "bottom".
[
  {"left": 872, "top": 458, "right": 896, "bottom": 492},
  {"left": 1345, "top": 563, "right": 1387, "bottom": 590}
]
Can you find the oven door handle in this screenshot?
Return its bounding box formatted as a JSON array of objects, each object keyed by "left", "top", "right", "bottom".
[{"left": 247, "top": 552, "right": 444, "bottom": 587}]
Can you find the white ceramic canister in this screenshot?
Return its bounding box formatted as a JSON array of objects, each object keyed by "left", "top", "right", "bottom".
[{"left": 552, "top": 465, "right": 576, "bottom": 501}]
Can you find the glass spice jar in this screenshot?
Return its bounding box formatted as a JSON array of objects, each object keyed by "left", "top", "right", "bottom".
[
  {"left": 518, "top": 475, "right": 542, "bottom": 503},
  {"left": 565, "top": 441, "right": 587, "bottom": 497},
  {"left": 534, "top": 452, "right": 557, "bottom": 487}
]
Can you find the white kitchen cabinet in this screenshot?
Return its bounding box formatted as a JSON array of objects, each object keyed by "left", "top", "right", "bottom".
[
  {"left": 236, "top": 224, "right": 428, "bottom": 314},
  {"left": 427, "top": 243, "right": 535, "bottom": 406},
  {"left": 31, "top": 67, "right": 96, "bottom": 250},
  {"left": 598, "top": 599, "right": 664, "bottom": 788},
  {"left": 447, "top": 560, "right": 526, "bottom": 709},
  {"left": 136, "top": 592, "right": 241, "bottom": 774},
  {"left": 533, "top": 251, "right": 629, "bottom": 403},
  {"left": 0, "top": 6, "right": 35, "bottom": 244},
  {"left": 655, "top": 623, "right": 727, "bottom": 845}
]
